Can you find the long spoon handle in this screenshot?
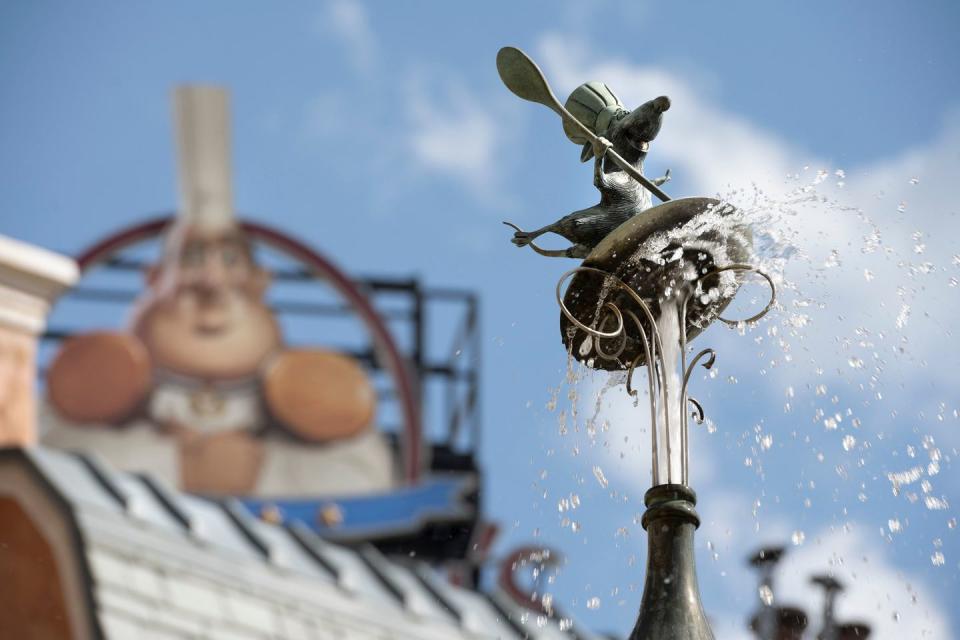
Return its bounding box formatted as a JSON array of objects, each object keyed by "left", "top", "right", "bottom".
[{"left": 497, "top": 46, "right": 671, "bottom": 203}]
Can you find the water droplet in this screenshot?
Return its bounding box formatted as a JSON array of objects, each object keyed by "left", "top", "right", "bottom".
[
  {"left": 842, "top": 435, "right": 857, "bottom": 451},
  {"left": 897, "top": 201, "right": 907, "bottom": 214},
  {"left": 586, "top": 597, "right": 601, "bottom": 610},
  {"left": 592, "top": 466, "right": 609, "bottom": 489},
  {"left": 559, "top": 618, "right": 573, "bottom": 631},
  {"left": 924, "top": 496, "right": 949, "bottom": 511},
  {"left": 888, "top": 518, "right": 902, "bottom": 533},
  {"left": 909, "top": 176, "right": 920, "bottom": 185},
  {"left": 579, "top": 335, "right": 593, "bottom": 357},
  {"left": 847, "top": 357, "right": 864, "bottom": 369},
  {"left": 931, "top": 552, "right": 945, "bottom": 567},
  {"left": 758, "top": 585, "right": 774, "bottom": 606},
  {"left": 791, "top": 530, "right": 805, "bottom": 545},
  {"left": 761, "top": 435, "right": 774, "bottom": 451},
  {"left": 893, "top": 611, "right": 900, "bottom": 622},
  {"left": 863, "top": 269, "right": 874, "bottom": 282},
  {"left": 896, "top": 305, "right": 911, "bottom": 330},
  {"left": 948, "top": 518, "right": 957, "bottom": 530}
]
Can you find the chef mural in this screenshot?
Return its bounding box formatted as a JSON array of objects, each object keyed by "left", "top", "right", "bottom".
[{"left": 41, "top": 87, "right": 395, "bottom": 497}]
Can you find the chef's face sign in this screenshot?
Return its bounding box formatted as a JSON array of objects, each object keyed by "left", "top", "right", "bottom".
[{"left": 134, "top": 224, "right": 281, "bottom": 379}]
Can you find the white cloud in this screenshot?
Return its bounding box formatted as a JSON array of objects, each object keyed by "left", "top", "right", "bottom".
[
  {"left": 404, "top": 76, "right": 507, "bottom": 200},
  {"left": 775, "top": 524, "right": 950, "bottom": 639},
  {"left": 697, "top": 493, "right": 950, "bottom": 639},
  {"left": 536, "top": 32, "right": 958, "bottom": 636},
  {"left": 318, "top": 0, "right": 377, "bottom": 72}
]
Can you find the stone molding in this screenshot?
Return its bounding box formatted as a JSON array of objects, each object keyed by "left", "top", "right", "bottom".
[{"left": 0, "top": 235, "right": 78, "bottom": 335}]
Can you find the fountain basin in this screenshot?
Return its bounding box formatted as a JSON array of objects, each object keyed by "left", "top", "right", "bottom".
[{"left": 560, "top": 197, "right": 753, "bottom": 371}]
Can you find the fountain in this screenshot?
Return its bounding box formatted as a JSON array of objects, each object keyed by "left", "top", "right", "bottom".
[
  {"left": 744, "top": 546, "right": 873, "bottom": 640},
  {"left": 497, "top": 46, "right": 776, "bottom": 639},
  {"left": 810, "top": 575, "right": 872, "bottom": 640},
  {"left": 746, "top": 546, "right": 808, "bottom": 640}
]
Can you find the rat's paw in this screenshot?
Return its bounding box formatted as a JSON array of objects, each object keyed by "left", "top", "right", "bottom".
[
  {"left": 592, "top": 136, "right": 613, "bottom": 160},
  {"left": 654, "top": 168, "right": 672, "bottom": 186},
  {"left": 511, "top": 232, "right": 532, "bottom": 247}
]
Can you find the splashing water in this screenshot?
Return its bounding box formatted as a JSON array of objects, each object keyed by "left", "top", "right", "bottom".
[
  {"left": 535, "top": 168, "right": 958, "bottom": 633},
  {"left": 654, "top": 300, "right": 684, "bottom": 484}
]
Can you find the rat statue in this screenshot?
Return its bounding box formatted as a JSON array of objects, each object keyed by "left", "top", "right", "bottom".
[
  {"left": 42, "top": 87, "right": 393, "bottom": 497},
  {"left": 505, "top": 82, "right": 672, "bottom": 258}
]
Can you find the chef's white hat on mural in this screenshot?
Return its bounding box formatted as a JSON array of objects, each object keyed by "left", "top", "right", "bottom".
[{"left": 173, "top": 85, "right": 235, "bottom": 230}]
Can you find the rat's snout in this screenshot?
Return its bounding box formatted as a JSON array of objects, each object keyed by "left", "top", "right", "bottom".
[{"left": 653, "top": 96, "right": 671, "bottom": 113}]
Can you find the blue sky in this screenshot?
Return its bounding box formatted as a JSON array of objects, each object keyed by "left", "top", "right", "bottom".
[{"left": 2, "top": 2, "right": 959, "bottom": 638}]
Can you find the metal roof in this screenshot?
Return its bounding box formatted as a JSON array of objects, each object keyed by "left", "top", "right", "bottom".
[{"left": 0, "top": 446, "right": 608, "bottom": 640}]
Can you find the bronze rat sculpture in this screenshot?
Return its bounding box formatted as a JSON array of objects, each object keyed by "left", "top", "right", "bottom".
[{"left": 506, "top": 83, "right": 671, "bottom": 258}]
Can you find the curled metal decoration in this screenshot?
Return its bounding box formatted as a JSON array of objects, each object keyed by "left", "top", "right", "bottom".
[
  {"left": 678, "top": 263, "right": 775, "bottom": 484},
  {"left": 556, "top": 262, "right": 776, "bottom": 488},
  {"left": 558, "top": 266, "right": 670, "bottom": 484},
  {"left": 593, "top": 309, "right": 628, "bottom": 361},
  {"left": 556, "top": 268, "right": 625, "bottom": 340},
  {"left": 679, "top": 347, "right": 716, "bottom": 486},
  {"left": 700, "top": 264, "right": 777, "bottom": 327},
  {"left": 687, "top": 397, "right": 705, "bottom": 424},
  {"left": 623, "top": 310, "right": 660, "bottom": 484}
]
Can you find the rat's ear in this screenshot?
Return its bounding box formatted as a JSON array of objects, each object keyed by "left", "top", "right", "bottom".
[{"left": 580, "top": 142, "right": 594, "bottom": 163}]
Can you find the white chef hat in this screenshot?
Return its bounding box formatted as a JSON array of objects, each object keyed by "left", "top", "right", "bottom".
[{"left": 173, "top": 86, "right": 235, "bottom": 231}]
